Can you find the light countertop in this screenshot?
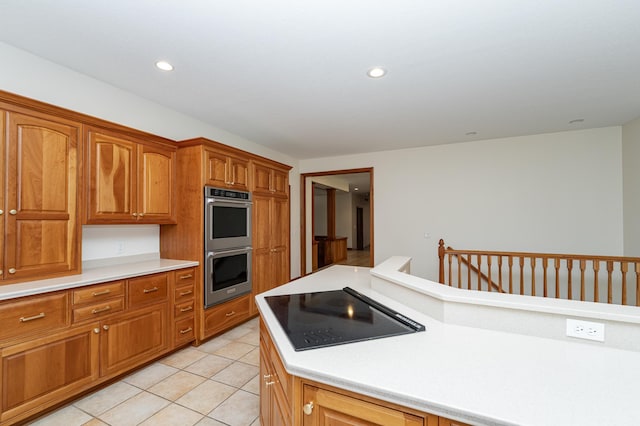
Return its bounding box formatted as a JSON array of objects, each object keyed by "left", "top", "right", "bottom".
[
  {"left": 0, "top": 254, "right": 199, "bottom": 301},
  {"left": 255, "top": 260, "right": 640, "bottom": 426}
]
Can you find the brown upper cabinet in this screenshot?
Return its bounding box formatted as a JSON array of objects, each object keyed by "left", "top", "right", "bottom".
[
  {"left": 252, "top": 161, "right": 289, "bottom": 197},
  {"left": 204, "top": 149, "right": 249, "bottom": 190},
  {"left": 0, "top": 107, "right": 81, "bottom": 282},
  {"left": 85, "top": 127, "right": 177, "bottom": 224}
]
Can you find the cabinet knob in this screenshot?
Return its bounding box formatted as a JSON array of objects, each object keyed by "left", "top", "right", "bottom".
[
  {"left": 0, "top": 209, "right": 3, "bottom": 215},
  {"left": 138, "top": 213, "right": 144, "bottom": 218},
  {"left": 103, "top": 325, "right": 110, "bottom": 331},
  {"left": 8, "top": 268, "right": 16, "bottom": 274},
  {"left": 132, "top": 213, "right": 138, "bottom": 217},
  {"left": 303, "top": 402, "right": 314, "bottom": 416},
  {"left": 93, "top": 328, "right": 100, "bottom": 334},
  {"left": 9, "top": 209, "right": 17, "bottom": 215}
]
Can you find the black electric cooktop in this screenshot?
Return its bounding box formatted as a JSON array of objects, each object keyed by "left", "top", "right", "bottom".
[{"left": 265, "top": 287, "right": 425, "bottom": 351}]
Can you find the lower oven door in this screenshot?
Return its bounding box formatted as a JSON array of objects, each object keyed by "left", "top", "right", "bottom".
[{"left": 204, "top": 247, "right": 252, "bottom": 309}]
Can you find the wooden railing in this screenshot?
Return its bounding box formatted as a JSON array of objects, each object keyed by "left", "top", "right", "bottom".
[{"left": 438, "top": 239, "right": 640, "bottom": 306}]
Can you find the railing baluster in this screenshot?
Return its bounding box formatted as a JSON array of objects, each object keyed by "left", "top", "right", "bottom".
[
  {"left": 593, "top": 260, "right": 600, "bottom": 303},
  {"left": 467, "top": 254, "right": 471, "bottom": 290},
  {"left": 530, "top": 257, "right": 536, "bottom": 297},
  {"left": 508, "top": 256, "right": 513, "bottom": 294},
  {"left": 457, "top": 255, "right": 462, "bottom": 289},
  {"left": 542, "top": 257, "right": 548, "bottom": 298},
  {"left": 607, "top": 261, "right": 614, "bottom": 304},
  {"left": 567, "top": 258, "right": 572, "bottom": 300},
  {"left": 579, "top": 259, "right": 586, "bottom": 301},
  {"left": 554, "top": 258, "right": 561, "bottom": 299},
  {"left": 487, "top": 255, "right": 492, "bottom": 292},
  {"left": 477, "top": 254, "right": 482, "bottom": 291},
  {"left": 636, "top": 262, "right": 640, "bottom": 306},
  {"left": 498, "top": 256, "right": 503, "bottom": 293},
  {"left": 519, "top": 256, "right": 525, "bottom": 295},
  {"left": 447, "top": 254, "right": 453, "bottom": 287},
  {"left": 621, "top": 262, "right": 628, "bottom": 306}
]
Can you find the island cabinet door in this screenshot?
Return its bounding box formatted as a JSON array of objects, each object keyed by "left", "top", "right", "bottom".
[{"left": 302, "top": 384, "right": 430, "bottom": 426}]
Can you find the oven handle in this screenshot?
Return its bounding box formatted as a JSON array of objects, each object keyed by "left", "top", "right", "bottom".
[
  {"left": 207, "top": 198, "right": 252, "bottom": 206},
  {"left": 208, "top": 247, "right": 253, "bottom": 257}
]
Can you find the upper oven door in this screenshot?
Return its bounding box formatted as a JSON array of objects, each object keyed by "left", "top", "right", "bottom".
[{"left": 205, "top": 196, "right": 252, "bottom": 251}]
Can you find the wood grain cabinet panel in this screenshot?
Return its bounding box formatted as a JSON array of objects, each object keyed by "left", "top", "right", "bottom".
[
  {"left": 86, "top": 127, "right": 176, "bottom": 224},
  {"left": 205, "top": 149, "right": 249, "bottom": 190},
  {"left": 99, "top": 302, "right": 168, "bottom": 377},
  {"left": 252, "top": 194, "right": 290, "bottom": 314},
  {"left": 0, "top": 109, "right": 80, "bottom": 282},
  {"left": 0, "top": 323, "right": 99, "bottom": 423},
  {"left": 0, "top": 292, "right": 68, "bottom": 342},
  {"left": 252, "top": 162, "right": 288, "bottom": 197}
]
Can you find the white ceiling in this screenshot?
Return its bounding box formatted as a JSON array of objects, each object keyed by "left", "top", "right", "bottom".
[{"left": 1, "top": 1, "right": 639, "bottom": 159}]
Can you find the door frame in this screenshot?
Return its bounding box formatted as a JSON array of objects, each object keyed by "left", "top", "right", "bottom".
[{"left": 300, "top": 167, "right": 374, "bottom": 276}]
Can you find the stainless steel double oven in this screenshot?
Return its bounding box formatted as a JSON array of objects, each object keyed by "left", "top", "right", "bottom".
[{"left": 204, "top": 186, "right": 252, "bottom": 308}]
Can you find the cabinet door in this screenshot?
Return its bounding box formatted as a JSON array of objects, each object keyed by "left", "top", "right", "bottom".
[
  {"left": 100, "top": 303, "right": 168, "bottom": 377},
  {"left": 271, "top": 197, "right": 290, "bottom": 287},
  {"left": 138, "top": 144, "right": 176, "bottom": 223},
  {"left": 271, "top": 168, "right": 289, "bottom": 197},
  {"left": 0, "top": 111, "right": 5, "bottom": 278},
  {"left": 205, "top": 150, "right": 230, "bottom": 187},
  {"left": 4, "top": 111, "right": 80, "bottom": 280},
  {"left": 0, "top": 324, "right": 99, "bottom": 423},
  {"left": 302, "top": 385, "right": 425, "bottom": 426},
  {"left": 86, "top": 129, "right": 137, "bottom": 223},
  {"left": 252, "top": 163, "right": 273, "bottom": 195},
  {"left": 229, "top": 156, "right": 249, "bottom": 190}
]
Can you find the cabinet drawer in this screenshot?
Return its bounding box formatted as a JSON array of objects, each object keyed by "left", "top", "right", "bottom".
[
  {"left": 174, "top": 284, "right": 195, "bottom": 303},
  {"left": 174, "top": 317, "right": 195, "bottom": 345},
  {"left": 0, "top": 293, "right": 68, "bottom": 341},
  {"left": 174, "top": 300, "right": 195, "bottom": 319},
  {"left": 203, "top": 294, "right": 250, "bottom": 336},
  {"left": 73, "top": 281, "right": 125, "bottom": 305},
  {"left": 128, "top": 273, "right": 168, "bottom": 308},
  {"left": 175, "top": 268, "right": 196, "bottom": 285},
  {"left": 73, "top": 297, "right": 124, "bottom": 323}
]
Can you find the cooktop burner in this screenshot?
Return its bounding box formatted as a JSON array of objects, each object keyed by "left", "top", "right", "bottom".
[{"left": 265, "top": 287, "right": 425, "bottom": 351}]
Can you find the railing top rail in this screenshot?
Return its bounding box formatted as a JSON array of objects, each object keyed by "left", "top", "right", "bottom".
[{"left": 443, "top": 247, "right": 640, "bottom": 263}]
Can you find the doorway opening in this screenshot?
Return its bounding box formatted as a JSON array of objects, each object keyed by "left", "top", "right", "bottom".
[{"left": 300, "top": 168, "right": 373, "bottom": 275}]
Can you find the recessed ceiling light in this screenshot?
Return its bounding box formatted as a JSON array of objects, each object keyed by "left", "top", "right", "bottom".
[
  {"left": 569, "top": 118, "right": 584, "bottom": 124},
  {"left": 466, "top": 131, "right": 477, "bottom": 136},
  {"left": 155, "top": 60, "right": 174, "bottom": 71},
  {"left": 367, "top": 67, "right": 386, "bottom": 78}
]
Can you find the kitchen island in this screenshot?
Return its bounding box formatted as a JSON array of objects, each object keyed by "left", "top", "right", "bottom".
[{"left": 255, "top": 257, "right": 640, "bottom": 426}]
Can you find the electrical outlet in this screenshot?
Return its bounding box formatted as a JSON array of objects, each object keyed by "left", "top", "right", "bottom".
[{"left": 566, "top": 319, "right": 605, "bottom": 342}]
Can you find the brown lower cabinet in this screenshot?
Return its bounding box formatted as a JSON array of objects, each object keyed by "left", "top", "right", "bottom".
[
  {"left": 0, "top": 267, "right": 194, "bottom": 425},
  {"left": 260, "top": 319, "right": 471, "bottom": 426}
]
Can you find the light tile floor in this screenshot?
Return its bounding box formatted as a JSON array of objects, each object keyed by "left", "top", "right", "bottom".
[{"left": 28, "top": 318, "right": 261, "bottom": 426}]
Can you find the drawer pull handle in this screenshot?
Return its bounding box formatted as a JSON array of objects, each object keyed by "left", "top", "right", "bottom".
[
  {"left": 20, "top": 312, "right": 45, "bottom": 323},
  {"left": 180, "top": 306, "right": 193, "bottom": 313},
  {"left": 303, "top": 402, "right": 314, "bottom": 416},
  {"left": 179, "top": 327, "right": 193, "bottom": 334},
  {"left": 92, "top": 289, "right": 111, "bottom": 297},
  {"left": 179, "top": 274, "right": 193, "bottom": 280},
  {"left": 91, "top": 305, "right": 112, "bottom": 315},
  {"left": 225, "top": 311, "right": 236, "bottom": 317},
  {"left": 143, "top": 287, "right": 159, "bottom": 294},
  {"left": 265, "top": 379, "right": 275, "bottom": 386},
  {"left": 179, "top": 290, "right": 193, "bottom": 296}
]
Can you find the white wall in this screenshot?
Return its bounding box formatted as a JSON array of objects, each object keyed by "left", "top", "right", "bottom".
[
  {"left": 623, "top": 116, "right": 640, "bottom": 256},
  {"left": 300, "top": 127, "right": 624, "bottom": 281},
  {"left": 313, "top": 189, "right": 328, "bottom": 235},
  {"left": 0, "top": 42, "right": 301, "bottom": 277}
]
